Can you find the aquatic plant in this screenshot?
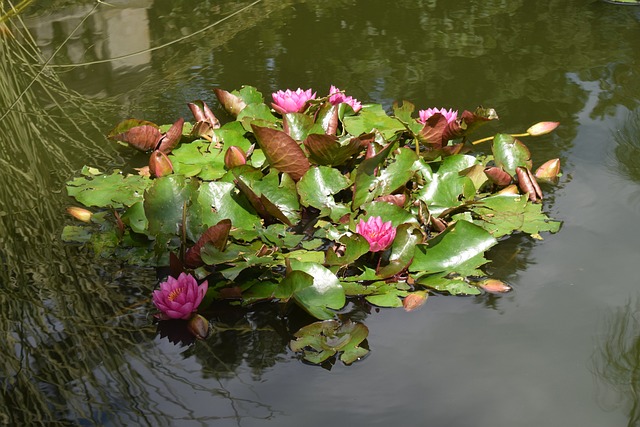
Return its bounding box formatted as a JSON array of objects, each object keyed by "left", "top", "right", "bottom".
[
  {"left": 63, "top": 85, "right": 562, "bottom": 364},
  {"left": 152, "top": 273, "right": 208, "bottom": 320},
  {"left": 356, "top": 216, "right": 396, "bottom": 252}
]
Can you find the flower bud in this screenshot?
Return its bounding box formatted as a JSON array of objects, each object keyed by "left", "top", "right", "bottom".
[
  {"left": 526, "top": 121, "right": 559, "bottom": 136},
  {"left": 484, "top": 166, "right": 512, "bottom": 186},
  {"left": 213, "top": 88, "right": 247, "bottom": 117},
  {"left": 67, "top": 206, "right": 92, "bottom": 223},
  {"left": 477, "top": 279, "right": 512, "bottom": 293},
  {"left": 403, "top": 291, "right": 428, "bottom": 312},
  {"left": 224, "top": 146, "right": 247, "bottom": 169},
  {"left": 534, "top": 158, "right": 561, "bottom": 181},
  {"left": 187, "top": 314, "right": 210, "bottom": 340},
  {"left": 149, "top": 150, "right": 174, "bottom": 177}
]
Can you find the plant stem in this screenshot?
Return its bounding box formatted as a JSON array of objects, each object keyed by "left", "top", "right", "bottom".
[{"left": 470, "top": 132, "right": 531, "bottom": 145}]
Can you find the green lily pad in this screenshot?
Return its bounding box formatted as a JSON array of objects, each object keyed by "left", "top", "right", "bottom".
[{"left": 290, "top": 320, "right": 369, "bottom": 365}]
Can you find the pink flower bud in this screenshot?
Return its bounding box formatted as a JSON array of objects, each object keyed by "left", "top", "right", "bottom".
[
  {"left": 224, "top": 146, "right": 247, "bottom": 169},
  {"left": 328, "top": 85, "right": 362, "bottom": 113},
  {"left": 534, "top": 158, "right": 561, "bottom": 180},
  {"left": 403, "top": 291, "right": 428, "bottom": 312},
  {"left": 187, "top": 314, "right": 210, "bottom": 340},
  {"left": 526, "top": 121, "right": 559, "bottom": 136},
  {"left": 477, "top": 279, "right": 512, "bottom": 293},
  {"left": 67, "top": 206, "right": 92, "bottom": 223},
  {"left": 149, "top": 150, "right": 173, "bottom": 178}
]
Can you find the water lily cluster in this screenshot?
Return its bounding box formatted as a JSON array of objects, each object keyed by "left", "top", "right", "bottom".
[{"left": 64, "top": 84, "right": 561, "bottom": 352}]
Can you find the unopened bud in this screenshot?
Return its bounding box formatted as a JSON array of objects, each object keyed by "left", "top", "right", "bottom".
[
  {"left": 403, "top": 291, "right": 428, "bottom": 312},
  {"left": 477, "top": 279, "right": 512, "bottom": 293},
  {"left": 187, "top": 314, "right": 210, "bottom": 340},
  {"left": 224, "top": 146, "right": 247, "bottom": 169},
  {"left": 534, "top": 158, "right": 561, "bottom": 181},
  {"left": 149, "top": 150, "right": 174, "bottom": 177},
  {"left": 526, "top": 121, "right": 559, "bottom": 136},
  {"left": 67, "top": 206, "right": 92, "bottom": 223}
]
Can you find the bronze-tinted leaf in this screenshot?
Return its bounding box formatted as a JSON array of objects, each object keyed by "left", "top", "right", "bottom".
[
  {"left": 516, "top": 166, "right": 543, "bottom": 202},
  {"left": 484, "top": 166, "right": 512, "bottom": 186},
  {"left": 213, "top": 88, "right": 247, "bottom": 117},
  {"left": 108, "top": 119, "right": 162, "bottom": 152},
  {"left": 251, "top": 124, "right": 310, "bottom": 181},
  {"left": 158, "top": 118, "right": 185, "bottom": 154},
  {"left": 418, "top": 113, "right": 449, "bottom": 149},
  {"left": 184, "top": 219, "right": 232, "bottom": 268},
  {"left": 303, "top": 133, "right": 366, "bottom": 166},
  {"left": 188, "top": 100, "right": 220, "bottom": 128},
  {"left": 374, "top": 194, "right": 407, "bottom": 207},
  {"left": 444, "top": 107, "right": 499, "bottom": 141}
]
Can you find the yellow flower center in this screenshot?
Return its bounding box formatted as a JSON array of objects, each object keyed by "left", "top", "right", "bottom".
[{"left": 168, "top": 287, "right": 185, "bottom": 302}]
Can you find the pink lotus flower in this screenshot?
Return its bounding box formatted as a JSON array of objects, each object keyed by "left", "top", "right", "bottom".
[
  {"left": 418, "top": 107, "right": 458, "bottom": 125},
  {"left": 328, "top": 85, "right": 362, "bottom": 113},
  {"left": 152, "top": 273, "right": 208, "bottom": 320},
  {"left": 356, "top": 216, "right": 397, "bottom": 252},
  {"left": 271, "top": 88, "right": 316, "bottom": 114}
]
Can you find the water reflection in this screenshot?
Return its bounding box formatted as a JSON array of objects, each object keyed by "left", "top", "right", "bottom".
[
  {"left": 593, "top": 297, "right": 640, "bottom": 426},
  {"left": 615, "top": 109, "right": 640, "bottom": 182}
]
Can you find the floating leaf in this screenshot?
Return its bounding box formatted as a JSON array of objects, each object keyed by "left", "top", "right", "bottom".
[
  {"left": 67, "top": 170, "right": 151, "bottom": 208},
  {"left": 297, "top": 166, "right": 351, "bottom": 217},
  {"left": 410, "top": 220, "right": 497, "bottom": 276},
  {"left": 343, "top": 104, "right": 405, "bottom": 139},
  {"left": 289, "top": 261, "right": 346, "bottom": 320},
  {"left": 290, "top": 320, "right": 369, "bottom": 365},
  {"left": 470, "top": 194, "right": 561, "bottom": 237},
  {"left": 492, "top": 133, "right": 531, "bottom": 176}
]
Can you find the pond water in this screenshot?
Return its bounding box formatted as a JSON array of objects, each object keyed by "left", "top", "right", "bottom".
[{"left": 3, "top": 0, "right": 640, "bottom": 425}]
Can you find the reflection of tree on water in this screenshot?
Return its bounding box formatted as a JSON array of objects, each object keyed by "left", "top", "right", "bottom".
[
  {"left": 0, "top": 15, "right": 281, "bottom": 425},
  {"left": 592, "top": 297, "right": 640, "bottom": 427},
  {"left": 615, "top": 109, "right": 640, "bottom": 183}
]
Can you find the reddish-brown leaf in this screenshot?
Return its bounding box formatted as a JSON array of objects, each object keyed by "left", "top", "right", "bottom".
[
  {"left": 251, "top": 124, "right": 310, "bottom": 181},
  {"left": 109, "top": 121, "right": 162, "bottom": 152},
  {"left": 184, "top": 219, "right": 232, "bottom": 268},
  {"left": 158, "top": 118, "right": 185, "bottom": 154},
  {"left": 418, "top": 113, "right": 449, "bottom": 149}
]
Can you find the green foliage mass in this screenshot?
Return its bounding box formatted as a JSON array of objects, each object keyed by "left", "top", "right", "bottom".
[{"left": 63, "top": 85, "right": 562, "bottom": 334}]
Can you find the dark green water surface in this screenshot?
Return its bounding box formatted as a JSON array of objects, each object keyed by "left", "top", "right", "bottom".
[{"left": 3, "top": 0, "right": 640, "bottom": 425}]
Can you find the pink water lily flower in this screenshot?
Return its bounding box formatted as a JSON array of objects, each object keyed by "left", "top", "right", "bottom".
[
  {"left": 152, "top": 273, "right": 208, "bottom": 320},
  {"left": 356, "top": 216, "right": 397, "bottom": 252},
  {"left": 418, "top": 107, "right": 458, "bottom": 125},
  {"left": 271, "top": 88, "right": 316, "bottom": 114},
  {"left": 328, "top": 85, "right": 362, "bottom": 113}
]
